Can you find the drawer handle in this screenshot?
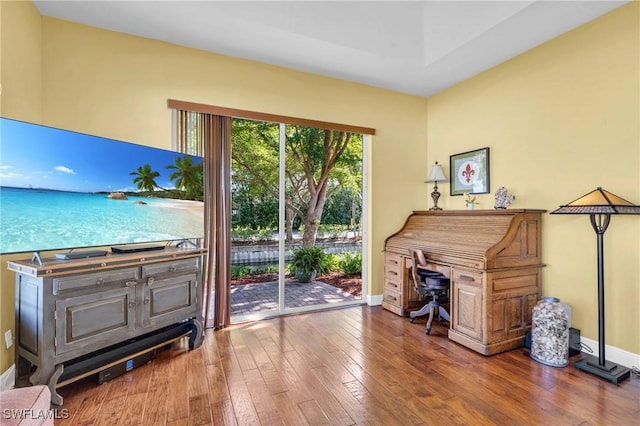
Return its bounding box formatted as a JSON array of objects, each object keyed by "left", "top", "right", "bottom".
[
  {"left": 128, "top": 301, "right": 136, "bottom": 309},
  {"left": 385, "top": 295, "right": 397, "bottom": 301},
  {"left": 147, "top": 277, "right": 155, "bottom": 286},
  {"left": 458, "top": 275, "right": 476, "bottom": 282},
  {"left": 125, "top": 281, "right": 135, "bottom": 287},
  {"left": 389, "top": 271, "right": 398, "bottom": 276},
  {"left": 388, "top": 282, "right": 398, "bottom": 288},
  {"left": 144, "top": 297, "right": 150, "bottom": 304},
  {"left": 96, "top": 277, "right": 104, "bottom": 286},
  {"left": 170, "top": 265, "right": 177, "bottom": 272}
]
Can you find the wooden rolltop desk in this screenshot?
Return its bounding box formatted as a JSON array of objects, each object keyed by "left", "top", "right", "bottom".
[{"left": 383, "top": 209, "right": 545, "bottom": 355}]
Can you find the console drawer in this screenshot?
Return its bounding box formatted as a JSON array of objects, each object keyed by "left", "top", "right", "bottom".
[
  {"left": 53, "top": 268, "right": 139, "bottom": 294},
  {"left": 142, "top": 258, "right": 200, "bottom": 277}
]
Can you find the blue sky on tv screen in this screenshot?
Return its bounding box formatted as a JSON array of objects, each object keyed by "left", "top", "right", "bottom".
[{"left": 0, "top": 118, "right": 200, "bottom": 193}]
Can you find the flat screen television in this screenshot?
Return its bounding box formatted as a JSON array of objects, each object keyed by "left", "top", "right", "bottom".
[{"left": 0, "top": 117, "right": 204, "bottom": 255}]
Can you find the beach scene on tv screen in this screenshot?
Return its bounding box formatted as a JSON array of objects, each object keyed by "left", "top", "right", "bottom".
[{"left": 0, "top": 118, "right": 204, "bottom": 254}]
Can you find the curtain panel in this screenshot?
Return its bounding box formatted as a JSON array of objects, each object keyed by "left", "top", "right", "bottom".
[{"left": 175, "top": 110, "right": 231, "bottom": 329}]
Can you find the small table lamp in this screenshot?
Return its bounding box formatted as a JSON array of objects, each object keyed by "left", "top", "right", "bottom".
[
  {"left": 551, "top": 187, "right": 640, "bottom": 383},
  {"left": 425, "top": 162, "right": 447, "bottom": 211}
]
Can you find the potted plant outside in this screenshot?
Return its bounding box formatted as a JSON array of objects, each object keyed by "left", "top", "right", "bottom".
[{"left": 290, "top": 246, "right": 326, "bottom": 283}]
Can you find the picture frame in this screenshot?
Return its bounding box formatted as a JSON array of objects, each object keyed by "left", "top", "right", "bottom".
[{"left": 449, "top": 147, "right": 490, "bottom": 196}]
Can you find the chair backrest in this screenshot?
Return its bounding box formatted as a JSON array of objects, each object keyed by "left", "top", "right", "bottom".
[
  {"left": 410, "top": 248, "right": 450, "bottom": 292},
  {"left": 409, "top": 249, "right": 426, "bottom": 292}
]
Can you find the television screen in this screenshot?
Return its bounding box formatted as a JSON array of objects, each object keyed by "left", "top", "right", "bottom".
[{"left": 0, "top": 117, "right": 204, "bottom": 255}]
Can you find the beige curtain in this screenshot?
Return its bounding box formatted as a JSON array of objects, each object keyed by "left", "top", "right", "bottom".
[{"left": 176, "top": 110, "right": 231, "bottom": 329}]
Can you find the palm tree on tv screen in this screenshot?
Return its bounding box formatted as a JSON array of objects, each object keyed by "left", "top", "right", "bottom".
[
  {"left": 167, "top": 155, "right": 203, "bottom": 200},
  {"left": 130, "top": 164, "right": 160, "bottom": 192}
]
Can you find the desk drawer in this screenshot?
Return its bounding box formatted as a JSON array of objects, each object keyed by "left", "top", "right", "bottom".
[
  {"left": 384, "top": 263, "right": 402, "bottom": 282},
  {"left": 384, "top": 276, "right": 402, "bottom": 293},
  {"left": 423, "top": 262, "right": 450, "bottom": 277},
  {"left": 383, "top": 288, "right": 402, "bottom": 307},
  {"left": 452, "top": 269, "right": 483, "bottom": 287},
  {"left": 384, "top": 253, "right": 403, "bottom": 267}
]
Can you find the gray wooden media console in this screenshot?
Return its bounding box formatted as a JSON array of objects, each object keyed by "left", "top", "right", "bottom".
[{"left": 8, "top": 246, "right": 207, "bottom": 405}]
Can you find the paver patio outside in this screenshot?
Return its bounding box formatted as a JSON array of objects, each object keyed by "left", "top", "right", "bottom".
[{"left": 230, "top": 280, "right": 360, "bottom": 315}]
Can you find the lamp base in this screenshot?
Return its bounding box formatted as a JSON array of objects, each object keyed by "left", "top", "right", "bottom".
[
  {"left": 574, "top": 355, "right": 631, "bottom": 384},
  {"left": 429, "top": 206, "right": 442, "bottom": 211}
]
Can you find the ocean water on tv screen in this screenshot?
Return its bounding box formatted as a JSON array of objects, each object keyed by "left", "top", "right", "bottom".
[{"left": 0, "top": 187, "right": 204, "bottom": 254}]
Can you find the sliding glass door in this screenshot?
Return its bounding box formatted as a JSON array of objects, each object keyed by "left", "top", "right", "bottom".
[{"left": 230, "top": 120, "right": 365, "bottom": 322}]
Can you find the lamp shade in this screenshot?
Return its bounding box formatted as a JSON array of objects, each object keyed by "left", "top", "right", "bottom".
[
  {"left": 425, "top": 162, "right": 447, "bottom": 183},
  {"left": 551, "top": 187, "right": 640, "bottom": 215}
]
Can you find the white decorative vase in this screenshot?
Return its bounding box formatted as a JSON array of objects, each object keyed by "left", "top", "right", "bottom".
[{"left": 531, "top": 297, "right": 569, "bottom": 367}]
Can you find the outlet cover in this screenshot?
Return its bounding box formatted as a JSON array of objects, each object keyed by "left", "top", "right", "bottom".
[{"left": 4, "top": 330, "right": 12, "bottom": 349}]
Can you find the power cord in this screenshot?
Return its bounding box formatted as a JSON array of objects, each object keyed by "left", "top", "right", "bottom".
[{"left": 580, "top": 342, "right": 594, "bottom": 353}]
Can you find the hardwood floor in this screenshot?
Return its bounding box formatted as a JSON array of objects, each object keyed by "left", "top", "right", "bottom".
[{"left": 57, "top": 306, "right": 640, "bottom": 425}]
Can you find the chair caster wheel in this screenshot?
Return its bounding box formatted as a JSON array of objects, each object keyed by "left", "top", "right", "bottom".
[
  {"left": 425, "top": 328, "right": 431, "bottom": 335},
  {"left": 410, "top": 318, "right": 415, "bottom": 323}
]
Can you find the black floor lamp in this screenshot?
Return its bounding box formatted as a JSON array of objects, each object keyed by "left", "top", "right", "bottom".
[{"left": 551, "top": 187, "right": 640, "bottom": 384}]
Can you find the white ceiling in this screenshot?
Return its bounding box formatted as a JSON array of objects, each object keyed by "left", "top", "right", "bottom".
[{"left": 33, "top": 0, "right": 628, "bottom": 97}]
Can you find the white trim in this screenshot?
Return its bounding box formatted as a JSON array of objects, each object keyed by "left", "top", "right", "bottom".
[
  {"left": 361, "top": 134, "right": 370, "bottom": 302},
  {"left": 367, "top": 294, "right": 383, "bottom": 306},
  {"left": 579, "top": 336, "right": 640, "bottom": 370},
  {"left": 278, "top": 123, "right": 286, "bottom": 312},
  {"left": 0, "top": 364, "right": 15, "bottom": 391}
]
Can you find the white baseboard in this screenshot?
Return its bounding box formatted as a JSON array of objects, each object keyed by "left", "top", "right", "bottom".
[
  {"left": 0, "top": 364, "right": 15, "bottom": 391},
  {"left": 579, "top": 337, "right": 640, "bottom": 370},
  {"left": 367, "top": 294, "right": 383, "bottom": 306}
]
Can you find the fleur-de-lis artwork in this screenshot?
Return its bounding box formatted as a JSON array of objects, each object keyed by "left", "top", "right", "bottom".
[
  {"left": 450, "top": 147, "right": 490, "bottom": 196},
  {"left": 462, "top": 163, "right": 476, "bottom": 183}
]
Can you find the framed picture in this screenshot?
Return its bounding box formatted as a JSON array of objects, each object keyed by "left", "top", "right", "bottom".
[{"left": 449, "top": 147, "right": 490, "bottom": 196}]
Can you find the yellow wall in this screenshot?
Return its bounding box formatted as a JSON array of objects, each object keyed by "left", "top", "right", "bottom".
[
  {"left": 0, "top": 0, "right": 42, "bottom": 117},
  {"left": 1, "top": 1, "right": 638, "bottom": 373},
  {"left": 427, "top": 3, "right": 639, "bottom": 354},
  {"left": 0, "top": 0, "right": 43, "bottom": 375}
]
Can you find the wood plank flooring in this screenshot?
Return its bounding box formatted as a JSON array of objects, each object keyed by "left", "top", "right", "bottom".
[{"left": 57, "top": 306, "right": 640, "bottom": 425}]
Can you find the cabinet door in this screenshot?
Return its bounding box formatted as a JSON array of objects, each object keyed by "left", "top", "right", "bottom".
[
  {"left": 451, "top": 269, "right": 483, "bottom": 341},
  {"left": 141, "top": 273, "right": 198, "bottom": 328},
  {"left": 55, "top": 286, "right": 136, "bottom": 356},
  {"left": 487, "top": 269, "right": 541, "bottom": 344}
]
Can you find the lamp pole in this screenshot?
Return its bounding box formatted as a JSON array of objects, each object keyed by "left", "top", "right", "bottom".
[
  {"left": 590, "top": 213, "right": 609, "bottom": 368},
  {"left": 574, "top": 212, "right": 630, "bottom": 383}
]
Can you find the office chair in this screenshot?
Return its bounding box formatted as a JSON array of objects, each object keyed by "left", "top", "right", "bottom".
[{"left": 408, "top": 248, "right": 451, "bottom": 335}]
